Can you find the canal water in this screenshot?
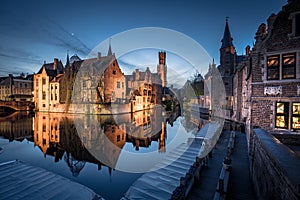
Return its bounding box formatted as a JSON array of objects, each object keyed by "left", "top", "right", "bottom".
[{"left": 0, "top": 108, "right": 201, "bottom": 199}]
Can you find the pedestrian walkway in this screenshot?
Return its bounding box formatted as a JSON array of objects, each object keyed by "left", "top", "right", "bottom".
[
  {"left": 187, "top": 130, "right": 230, "bottom": 200},
  {"left": 227, "top": 132, "right": 255, "bottom": 200},
  {"left": 187, "top": 131, "right": 255, "bottom": 200}
]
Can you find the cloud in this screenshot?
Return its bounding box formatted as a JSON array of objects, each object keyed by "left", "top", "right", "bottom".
[
  {"left": 0, "top": 6, "right": 92, "bottom": 75},
  {"left": 41, "top": 17, "right": 91, "bottom": 55}
]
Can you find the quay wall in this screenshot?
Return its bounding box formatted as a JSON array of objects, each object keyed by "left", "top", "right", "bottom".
[{"left": 251, "top": 128, "right": 300, "bottom": 200}]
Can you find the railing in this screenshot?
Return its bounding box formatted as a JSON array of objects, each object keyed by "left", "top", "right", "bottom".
[
  {"left": 213, "top": 131, "right": 236, "bottom": 200},
  {"left": 170, "top": 156, "right": 208, "bottom": 199}
]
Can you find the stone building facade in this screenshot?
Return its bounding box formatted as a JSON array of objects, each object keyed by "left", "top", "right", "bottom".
[
  {"left": 125, "top": 51, "right": 166, "bottom": 111},
  {"left": 250, "top": 0, "right": 300, "bottom": 131},
  {"left": 126, "top": 67, "right": 162, "bottom": 112},
  {"left": 233, "top": 46, "right": 252, "bottom": 123},
  {"left": 0, "top": 74, "right": 33, "bottom": 101},
  {"left": 33, "top": 58, "right": 64, "bottom": 111},
  {"left": 233, "top": 0, "right": 300, "bottom": 132}
]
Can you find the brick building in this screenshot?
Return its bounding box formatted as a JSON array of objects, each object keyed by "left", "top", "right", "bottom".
[{"left": 233, "top": 0, "right": 300, "bottom": 132}]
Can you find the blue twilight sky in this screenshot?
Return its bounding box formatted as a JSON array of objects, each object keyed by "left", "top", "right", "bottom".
[{"left": 0, "top": 0, "right": 287, "bottom": 79}]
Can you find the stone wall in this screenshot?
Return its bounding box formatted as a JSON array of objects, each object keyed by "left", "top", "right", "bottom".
[
  {"left": 251, "top": 128, "right": 300, "bottom": 199},
  {"left": 273, "top": 134, "right": 300, "bottom": 145},
  {"left": 251, "top": 100, "right": 273, "bottom": 129}
]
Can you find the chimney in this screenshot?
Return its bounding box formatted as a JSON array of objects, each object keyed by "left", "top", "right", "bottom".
[
  {"left": 53, "top": 58, "right": 58, "bottom": 70},
  {"left": 255, "top": 23, "right": 267, "bottom": 42},
  {"left": 267, "top": 13, "right": 277, "bottom": 30},
  {"left": 135, "top": 69, "right": 140, "bottom": 80},
  {"left": 245, "top": 45, "right": 251, "bottom": 56},
  {"left": 97, "top": 52, "right": 101, "bottom": 60}
]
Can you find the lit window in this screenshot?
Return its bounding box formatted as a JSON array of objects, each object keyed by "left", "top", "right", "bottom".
[
  {"left": 282, "top": 53, "right": 296, "bottom": 79},
  {"left": 275, "top": 102, "right": 289, "bottom": 129},
  {"left": 292, "top": 103, "right": 300, "bottom": 129},
  {"left": 267, "top": 55, "right": 279, "bottom": 80}
]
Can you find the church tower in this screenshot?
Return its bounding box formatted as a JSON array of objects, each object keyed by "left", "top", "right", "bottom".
[
  {"left": 219, "top": 18, "right": 236, "bottom": 97},
  {"left": 157, "top": 51, "right": 167, "bottom": 87}
]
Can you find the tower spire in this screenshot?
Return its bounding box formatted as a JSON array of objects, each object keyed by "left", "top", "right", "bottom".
[
  {"left": 221, "top": 17, "right": 233, "bottom": 48},
  {"left": 107, "top": 38, "right": 112, "bottom": 56},
  {"left": 66, "top": 50, "right": 70, "bottom": 67}
]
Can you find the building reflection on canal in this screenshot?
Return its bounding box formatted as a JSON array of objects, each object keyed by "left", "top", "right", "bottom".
[{"left": 0, "top": 107, "right": 185, "bottom": 175}]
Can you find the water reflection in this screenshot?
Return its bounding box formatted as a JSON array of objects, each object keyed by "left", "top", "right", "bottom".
[
  {"left": 0, "top": 108, "right": 181, "bottom": 176},
  {"left": 0, "top": 112, "right": 33, "bottom": 142}
]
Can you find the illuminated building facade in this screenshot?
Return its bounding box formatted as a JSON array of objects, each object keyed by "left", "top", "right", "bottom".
[{"left": 233, "top": 0, "right": 300, "bottom": 132}]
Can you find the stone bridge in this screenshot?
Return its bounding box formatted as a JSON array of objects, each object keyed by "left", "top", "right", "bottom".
[{"left": 0, "top": 101, "right": 33, "bottom": 111}]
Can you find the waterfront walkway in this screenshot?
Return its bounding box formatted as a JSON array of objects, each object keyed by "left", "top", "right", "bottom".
[{"left": 188, "top": 130, "right": 255, "bottom": 200}]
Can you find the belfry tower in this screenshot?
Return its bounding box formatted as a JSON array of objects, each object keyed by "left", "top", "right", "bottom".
[{"left": 157, "top": 51, "right": 167, "bottom": 87}]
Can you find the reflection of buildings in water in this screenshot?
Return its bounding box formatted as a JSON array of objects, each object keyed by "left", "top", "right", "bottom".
[
  {"left": 33, "top": 112, "right": 129, "bottom": 175},
  {"left": 0, "top": 112, "right": 33, "bottom": 142},
  {"left": 34, "top": 113, "right": 60, "bottom": 157},
  {"left": 64, "top": 152, "right": 86, "bottom": 177},
  {"left": 126, "top": 108, "right": 167, "bottom": 152},
  {"left": 32, "top": 108, "right": 179, "bottom": 174},
  {"left": 75, "top": 114, "right": 127, "bottom": 169},
  {"left": 33, "top": 113, "right": 110, "bottom": 176}
]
